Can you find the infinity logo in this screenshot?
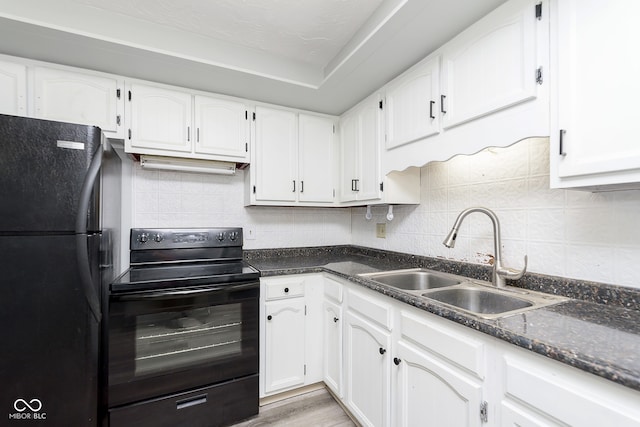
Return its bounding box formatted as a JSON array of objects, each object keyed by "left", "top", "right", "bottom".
[{"left": 14, "top": 399, "right": 42, "bottom": 412}]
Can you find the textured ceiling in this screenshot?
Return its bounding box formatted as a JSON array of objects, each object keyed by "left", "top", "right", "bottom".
[{"left": 73, "top": 0, "right": 384, "bottom": 68}]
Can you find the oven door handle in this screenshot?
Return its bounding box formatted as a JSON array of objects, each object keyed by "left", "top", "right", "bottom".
[{"left": 115, "top": 282, "right": 258, "bottom": 301}]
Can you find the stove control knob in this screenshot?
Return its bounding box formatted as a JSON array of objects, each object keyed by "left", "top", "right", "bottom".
[
  {"left": 153, "top": 233, "right": 164, "bottom": 243},
  {"left": 138, "top": 233, "right": 149, "bottom": 244},
  {"left": 216, "top": 232, "right": 225, "bottom": 242},
  {"left": 229, "top": 231, "right": 238, "bottom": 241}
]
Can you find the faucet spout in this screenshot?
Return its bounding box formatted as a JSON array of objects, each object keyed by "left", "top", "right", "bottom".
[{"left": 443, "top": 207, "right": 526, "bottom": 288}]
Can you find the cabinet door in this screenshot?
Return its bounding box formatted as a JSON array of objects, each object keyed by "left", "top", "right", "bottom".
[
  {"left": 441, "top": 0, "right": 537, "bottom": 129},
  {"left": 194, "top": 95, "right": 249, "bottom": 161},
  {"left": 34, "top": 67, "right": 120, "bottom": 133},
  {"left": 323, "top": 299, "right": 343, "bottom": 397},
  {"left": 395, "top": 341, "right": 483, "bottom": 427},
  {"left": 339, "top": 110, "right": 359, "bottom": 202},
  {"left": 554, "top": 0, "right": 640, "bottom": 180},
  {"left": 0, "top": 60, "right": 26, "bottom": 116},
  {"left": 357, "top": 98, "right": 382, "bottom": 201},
  {"left": 128, "top": 83, "right": 192, "bottom": 153},
  {"left": 264, "top": 298, "right": 306, "bottom": 395},
  {"left": 254, "top": 106, "right": 297, "bottom": 202},
  {"left": 298, "top": 114, "right": 335, "bottom": 203},
  {"left": 385, "top": 56, "right": 440, "bottom": 149},
  {"left": 344, "top": 310, "right": 390, "bottom": 427}
]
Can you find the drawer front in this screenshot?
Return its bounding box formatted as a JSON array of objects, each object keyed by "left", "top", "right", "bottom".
[
  {"left": 347, "top": 288, "right": 392, "bottom": 330},
  {"left": 400, "top": 309, "right": 484, "bottom": 379},
  {"left": 263, "top": 277, "right": 305, "bottom": 301},
  {"left": 324, "top": 276, "right": 343, "bottom": 303},
  {"left": 109, "top": 375, "right": 258, "bottom": 427}
]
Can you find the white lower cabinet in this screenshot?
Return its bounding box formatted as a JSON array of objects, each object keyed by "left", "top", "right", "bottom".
[
  {"left": 260, "top": 274, "right": 323, "bottom": 398},
  {"left": 262, "top": 273, "right": 640, "bottom": 427}
]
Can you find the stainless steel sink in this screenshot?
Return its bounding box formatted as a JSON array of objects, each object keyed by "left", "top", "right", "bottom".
[
  {"left": 360, "top": 268, "right": 462, "bottom": 291},
  {"left": 424, "top": 287, "right": 532, "bottom": 315},
  {"left": 421, "top": 284, "right": 568, "bottom": 319}
]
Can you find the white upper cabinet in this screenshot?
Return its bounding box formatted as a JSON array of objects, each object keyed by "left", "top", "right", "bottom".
[
  {"left": 551, "top": 0, "right": 640, "bottom": 190},
  {"left": 384, "top": 55, "right": 440, "bottom": 149},
  {"left": 194, "top": 95, "right": 249, "bottom": 161},
  {"left": 340, "top": 94, "right": 382, "bottom": 203},
  {"left": 298, "top": 114, "right": 335, "bottom": 203},
  {"left": 252, "top": 106, "right": 298, "bottom": 203},
  {"left": 128, "top": 83, "right": 192, "bottom": 153},
  {"left": 247, "top": 108, "right": 337, "bottom": 206},
  {"left": 0, "top": 60, "right": 26, "bottom": 116},
  {"left": 440, "top": 0, "right": 537, "bottom": 130},
  {"left": 381, "top": 0, "right": 548, "bottom": 175},
  {"left": 33, "top": 67, "right": 122, "bottom": 136}
]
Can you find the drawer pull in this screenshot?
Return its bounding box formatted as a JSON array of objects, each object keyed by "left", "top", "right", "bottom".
[
  {"left": 284, "top": 287, "right": 289, "bottom": 293},
  {"left": 176, "top": 394, "right": 207, "bottom": 410}
]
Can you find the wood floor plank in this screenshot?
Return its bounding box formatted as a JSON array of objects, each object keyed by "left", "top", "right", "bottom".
[{"left": 231, "top": 389, "right": 356, "bottom": 427}]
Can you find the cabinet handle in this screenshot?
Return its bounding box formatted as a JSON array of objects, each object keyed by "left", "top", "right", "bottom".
[
  {"left": 267, "top": 315, "right": 272, "bottom": 321},
  {"left": 333, "top": 317, "right": 339, "bottom": 323},
  {"left": 559, "top": 129, "right": 567, "bottom": 156},
  {"left": 187, "top": 126, "right": 190, "bottom": 142},
  {"left": 430, "top": 100, "right": 435, "bottom": 119},
  {"left": 284, "top": 287, "right": 289, "bottom": 293},
  {"left": 440, "top": 95, "right": 447, "bottom": 114},
  {"left": 292, "top": 181, "right": 296, "bottom": 192},
  {"left": 300, "top": 181, "right": 304, "bottom": 193},
  {"left": 379, "top": 347, "right": 386, "bottom": 355},
  {"left": 393, "top": 357, "right": 402, "bottom": 366},
  {"left": 354, "top": 179, "right": 360, "bottom": 192},
  {"left": 197, "top": 128, "right": 200, "bottom": 142}
]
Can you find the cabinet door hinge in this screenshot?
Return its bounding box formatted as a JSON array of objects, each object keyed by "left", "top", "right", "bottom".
[
  {"left": 480, "top": 401, "right": 488, "bottom": 423},
  {"left": 535, "top": 2, "right": 542, "bottom": 19},
  {"left": 116, "top": 89, "right": 121, "bottom": 99},
  {"left": 536, "top": 66, "right": 543, "bottom": 85},
  {"left": 116, "top": 115, "right": 121, "bottom": 126},
  {"left": 128, "top": 90, "right": 132, "bottom": 102}
]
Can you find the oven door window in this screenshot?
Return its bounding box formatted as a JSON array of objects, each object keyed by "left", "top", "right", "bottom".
[{"left": 108, "top": 282, "right": 258, "bottom": 407}]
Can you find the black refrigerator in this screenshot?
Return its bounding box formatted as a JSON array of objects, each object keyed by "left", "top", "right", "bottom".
[{"left": 0, "top": 114, "right": 122, "bottom": 426}]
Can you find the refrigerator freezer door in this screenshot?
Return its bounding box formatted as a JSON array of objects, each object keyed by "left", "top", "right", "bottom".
[
  {"left": 0, "top": 114, "right": 101, "bottom": 233},
  {"left": 0, "top": 234, "right": 100, "bottom": 426}
]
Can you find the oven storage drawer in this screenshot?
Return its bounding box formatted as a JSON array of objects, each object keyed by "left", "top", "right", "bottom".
[{"left": 109, "top": 374, "right": 258, "bottom": 427}]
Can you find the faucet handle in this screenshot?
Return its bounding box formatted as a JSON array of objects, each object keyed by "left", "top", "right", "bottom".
[{"left": 496, "top": 255, "right": 528, "bottom": 280}]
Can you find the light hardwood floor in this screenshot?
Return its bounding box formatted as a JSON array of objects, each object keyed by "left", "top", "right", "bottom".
[{"left": 231, "top": 388, "right": 356, "bottom": 427}]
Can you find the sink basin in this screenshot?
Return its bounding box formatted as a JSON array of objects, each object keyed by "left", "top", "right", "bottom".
[
  {"left": 360, "top": 269, "right": 462, "bottom": 291},
  {"left": 424, "top": 287, "right": 533, "bottom": 316}
]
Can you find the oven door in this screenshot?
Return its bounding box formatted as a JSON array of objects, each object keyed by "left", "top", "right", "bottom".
[{"left": 108, "top": 281, "right": 258, "bottom": 407}]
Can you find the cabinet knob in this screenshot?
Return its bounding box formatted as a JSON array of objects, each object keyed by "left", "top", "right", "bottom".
[
  {"left": 393, "top": 357, "right": 402, "bottom": 366},
  {"left": 333, "top": 317, "right": 339, "bottom": 323},
  {"left": 379, "top": 347, "right": 386, "bottom": 355},
  {"left": 284, "top": 287, "right": 289, "bottom": 293},
  {"left": 267, "top": 315, "right": 272, "bottom": 321}
]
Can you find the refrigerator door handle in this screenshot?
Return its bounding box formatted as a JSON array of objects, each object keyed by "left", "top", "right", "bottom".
[{"left": 75, "top": 145, "right": 104, "bottom": 323}]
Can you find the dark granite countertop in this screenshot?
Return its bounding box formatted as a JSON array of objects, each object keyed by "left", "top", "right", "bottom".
[{"left": 246, "top": 245, "right": 640, "bottom": 393}]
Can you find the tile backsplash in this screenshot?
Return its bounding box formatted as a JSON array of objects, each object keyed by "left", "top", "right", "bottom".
[
  {"left": 132, "top": 166, "right": 351, "bottom": 250},
  {"left": 352, "top": 138, "right": 640, "bottom": 289},
  {"left": 132, "top": 137, "right": 640, "bottom": 289}
]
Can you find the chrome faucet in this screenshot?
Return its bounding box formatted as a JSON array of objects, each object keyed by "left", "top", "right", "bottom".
[{"left": 443, "top": 207, "right": 527, "bottom": 288}]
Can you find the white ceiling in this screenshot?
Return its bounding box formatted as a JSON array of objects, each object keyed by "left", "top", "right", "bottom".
[{"left": 0, "top": 0, "right": 507, "bottom": 115}]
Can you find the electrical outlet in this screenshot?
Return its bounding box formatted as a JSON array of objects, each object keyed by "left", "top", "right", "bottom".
[
  {"left": 245, "top": 227, "right": 256, "bottom": 240},
  {"left": 376, "top": 223, "right": 386, "bottom": 238}
]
